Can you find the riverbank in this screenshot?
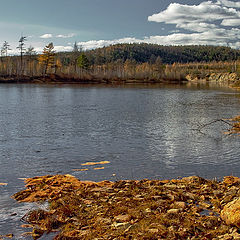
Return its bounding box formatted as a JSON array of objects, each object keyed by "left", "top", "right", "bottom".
[
  {"left": 0, "top": 74, "right": 185, "bottom": 84},
  {"left": 186, "top": 72, "right": 240, "bottom": 85},
  {"left": 11, "top": 174, "right": 240, "bottom": 239},
  {"left": 1, "top": 72, "right": 240, "bottom": 86}
]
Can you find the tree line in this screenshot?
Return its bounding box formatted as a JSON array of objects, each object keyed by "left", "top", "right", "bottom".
[{"left": 0, "top": 39, "right": 239, "bottom": 81}]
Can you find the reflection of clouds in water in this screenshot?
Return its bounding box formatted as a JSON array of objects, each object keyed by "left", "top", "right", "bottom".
[{"left": 142, "top": 88, "right": 239, "bottom": 170}]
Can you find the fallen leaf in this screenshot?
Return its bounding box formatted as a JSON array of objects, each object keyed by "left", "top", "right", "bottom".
[
  {"left": 72, "top": 169, "right": 89, "bottom": 172},
  {"left": 94, "top": 167, "right": 105, "bottom": 170},
  {"left": 81, "top": 161, "right": 110, "bottom": 166},
  {"left": 21, "top": 224, "right": 32, "bottom": 228}
]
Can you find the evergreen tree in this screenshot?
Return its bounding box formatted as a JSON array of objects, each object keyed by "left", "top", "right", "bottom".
[
  {"left": 1, "top": 41, "right": 11, "bottom": 57},
  {"left": 77, "top": 53, "right": 90, "bottom": 70},
  {"left": 72, "top": 41, "right": 81, "bottom": 72},
  {"left": 39, "top": 43, "right": 55, "bottom": 75},
  {"left": 17, "top": 36, "right": 27, "bottom": 75}
]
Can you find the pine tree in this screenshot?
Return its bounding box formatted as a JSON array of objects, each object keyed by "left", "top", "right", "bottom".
[
  {"left": 1, "top": 41, "right": 11, "bottom": 57},
  {"left": 38, "top": 43, "right": 55, "bottom": 75},
  {"left": 72, "top": 41, "right": 81, "bottom": 72},
  {"left": 77, "top": 54, "right": 90, "bottom": 70},
  {"left": 17, "top": 36, "right": 27, "bottom": 75}
]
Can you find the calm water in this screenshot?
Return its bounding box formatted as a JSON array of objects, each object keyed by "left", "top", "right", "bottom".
[{"left": 0, "top": 83, "right": 240, "bottom": 238}]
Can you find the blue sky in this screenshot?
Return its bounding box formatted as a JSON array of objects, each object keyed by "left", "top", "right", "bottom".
[{"left": 1, "top": 0, "right": 240, "bottom": 54}]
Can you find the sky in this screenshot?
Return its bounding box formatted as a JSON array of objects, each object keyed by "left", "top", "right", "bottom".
[{"left": 0, "top": 0, "right": 240, "bottom": 54}]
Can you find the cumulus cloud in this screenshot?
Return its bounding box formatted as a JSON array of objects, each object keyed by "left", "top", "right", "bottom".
[
  {"left": 145, "top": 0, "right": 240, "bottom": 48},
  {"left": 77, "top": 28, "right": 240, "bottom": 50},
  {"left": 78, "top": 38, "right": 141, "bottom": 50},
  {"left": 53, "top": 45, "right": 73, "bottom": 51},
  {"left": 221, "top": 18, "right": 240, "bottom": 26},
  {"left": 148, "top": 1, "right": 239, "bottom": 25},
  {"left": 217, "top": 0, "right": 240, "bottom": 8},
  {"left": 40, "top": 33, "right": 76, "bottom": 39},
  {"left": 40, "top": 33, "right": 53, "bottom": 39}
]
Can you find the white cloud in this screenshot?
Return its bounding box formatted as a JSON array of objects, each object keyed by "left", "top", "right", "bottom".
[
  {"left": 54, "top": 45, "right": 73, "bottom": 51},
  {"left": 40, "top": 33, "right": 76, "bottom": 39},
  {"left": 217, "top": 0, "right": 240, "bottom": 8},
  {"left": 78, "top": 38, "right": 142, "bottom": 50},
  {"left": 33, "top": 45, "right": 73, "bottom": 53},
  {"left": 56, "top": 33, "right": 76, "bottom": 38},
  {"left": 148, "top": 1, "right": 239, "bottom": 25},
  {"left": 40, "top": 33, "right": 53, "bottom": 39},
  {"left": 77, "top": 28, "right": 240, "bottom": 51},
  {"left": 176, "top": 22, "right": 218, "bottom": 32},
  {"left": 221, "top": 18, "right": 240, "bottom": 26},
  {"left": 145, "top": 0, "right": 240, "bottom": 48}
]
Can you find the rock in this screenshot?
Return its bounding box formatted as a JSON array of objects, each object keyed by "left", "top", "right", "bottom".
[
  {"left": 221, "top": 198, "right": 240, "bottom": 227},
  {"left": 186, "top": 74, "right": 200, "bottom": 82},
  {"left": 167, "top": 209, "right": 180, "bottom": 214},
  {"left": 199, "top": 202, "right": 212, "bottom": 209},
  {"left": 112, "top": 222, "right": 131, "bottom": 230},
  {"left": 223, "top": 176, "right": 240, "bottom": 186},
  {"left": 144, "top": 208, "right": 152, "bottom": 213},
  {"left": 164, "top": 184, "right": 177, "bottom": 189},
  {"left": 125, "top": 223, "right": 138, "bottom": 232},
  {"left": 114, "top": 214, "right": 131, "bottom": 222},
  {"left": 182, "top": 176, "right": 205, "bottom": 183},
  {"left": 209, "top": 73, "right": 239, "bottom": 83},
  {"left": 171, "top": 201, "right": 186, "bottom": 209},
  {"left": 83, "top": 199, "right": 93, "bottom": 205},
  {"left": 184, "top": 192, "right": 195, "bottom": 200},
  {"left": 186, "top": 73, "right": 240, "bottom": 84},
  {"left": 96, "top": 217, "right": 111, "bottom": 225}
]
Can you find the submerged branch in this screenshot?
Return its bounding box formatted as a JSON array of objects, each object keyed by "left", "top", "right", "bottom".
[{"left": 193, "top": 117, "right": 240, "bottom": 135}]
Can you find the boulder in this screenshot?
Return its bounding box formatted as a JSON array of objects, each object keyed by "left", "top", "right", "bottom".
[{"left": 221, "top": 198, "right": 240, "bottom": 227}]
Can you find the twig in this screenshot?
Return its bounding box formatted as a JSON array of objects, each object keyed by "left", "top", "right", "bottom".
[{"left": 197, "top": 119, "right": 232, "bottom": 131}]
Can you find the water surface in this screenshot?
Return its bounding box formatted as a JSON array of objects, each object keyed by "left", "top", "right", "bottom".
[{"left": 0, "top": 83, "right": 240, "bottom": 238}]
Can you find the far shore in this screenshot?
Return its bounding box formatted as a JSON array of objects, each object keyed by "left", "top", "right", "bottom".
[
  {"left": 0, "top": 74, "right": 187, "bottom": 85},
  {"left": 1, "top": 72, "right": 240, "bottom": 87}
]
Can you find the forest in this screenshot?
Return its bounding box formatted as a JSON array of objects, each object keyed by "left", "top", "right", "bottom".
[{"left": 0, "top": 40, "right": 240, "bottom": 82}]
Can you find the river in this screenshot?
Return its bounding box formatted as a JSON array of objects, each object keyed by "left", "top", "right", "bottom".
[{"left": 0, "top": 83, "right": 240, "bottom": 238}]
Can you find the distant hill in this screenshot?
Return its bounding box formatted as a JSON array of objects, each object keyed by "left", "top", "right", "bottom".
[{"left": 78, "top": 43, "right": 240, "bottom": 65}]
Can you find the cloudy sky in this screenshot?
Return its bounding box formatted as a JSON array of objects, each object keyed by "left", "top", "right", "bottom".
[{"left": 1, "top": 0, "right": 240, "bottom": 54}]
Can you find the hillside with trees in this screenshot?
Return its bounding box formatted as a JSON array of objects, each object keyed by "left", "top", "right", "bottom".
[{"left": 84, "top": 44, "right": 240, "bottom": 64}]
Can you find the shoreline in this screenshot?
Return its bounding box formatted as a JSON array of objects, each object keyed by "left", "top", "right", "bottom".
[
  {"left": 11, "top": 174, "right": 240, "bottom": 239},
  {"left": 0, "top": 72, "right": 239, "bottom": 88},
  {"left": 0, "top": 74, "right": 186, "bottom": 85}
]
